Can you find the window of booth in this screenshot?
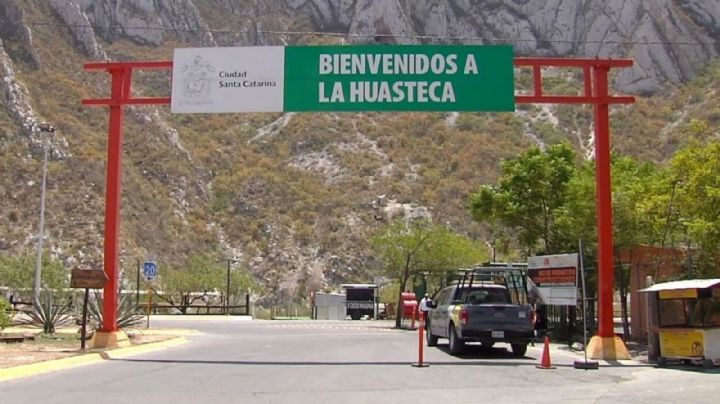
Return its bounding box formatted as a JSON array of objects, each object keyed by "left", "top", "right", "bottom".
[{"left": 658, "top": 289, "right": 720, "bottom": 328}]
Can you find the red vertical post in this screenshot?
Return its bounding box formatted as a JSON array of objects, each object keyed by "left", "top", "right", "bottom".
[
  {"left": 593, "top": 65, "right": 614, "bottom": 338},
  {"left": 100, "top": 67, "right": 130, "bottom": 332},
  {"left": 412, "top": 311, "right": 428, "bottom": 367},
  {"left": 418, "top": 311, "right": 424, "bottom": 365}
]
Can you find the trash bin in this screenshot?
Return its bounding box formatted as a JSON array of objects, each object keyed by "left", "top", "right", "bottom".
[{"left": 401, "top": 292, "right": 418, "bottom": 328}]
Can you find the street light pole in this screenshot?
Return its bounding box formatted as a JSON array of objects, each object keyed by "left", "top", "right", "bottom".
[
  {"left": 226, "top": 260, "right": 231, "bottom": 315},
  {"left": 33, "top": 123, "right": 55, "bottom": 306},
  {"left": 221, "top": 258, "right": 238, "bottom": 315}
]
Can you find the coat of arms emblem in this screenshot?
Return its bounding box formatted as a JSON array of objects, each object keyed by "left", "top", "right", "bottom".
[{"left": 180, "top": 55, "right": 215, "bottom": 99}]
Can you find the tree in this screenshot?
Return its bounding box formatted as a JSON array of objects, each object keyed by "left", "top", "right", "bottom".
[
  {"left": 610, "top": 157, "right": 661, "bottom": 338},
  {"left": 0, "top": 297, "right": 12, "bottom": 332},
  {"left": 372, "top": 219, "right": 483, "bottom": 328},
  {"left": 667, "top": 141, "right": 720, "bottom": 277},
  {"left": 156, "top": 253, "right": 227, "bottom": 313},
  {"left": 0, "top": 253, "right": 69, "bottom": 301},
  {"left": 469, "top": 144, "right": 577, "bottom": 255}
]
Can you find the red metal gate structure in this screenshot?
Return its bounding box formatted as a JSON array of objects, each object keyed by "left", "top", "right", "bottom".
[{"left": 83, "top": 57, "right": 634, "bottom": 358}]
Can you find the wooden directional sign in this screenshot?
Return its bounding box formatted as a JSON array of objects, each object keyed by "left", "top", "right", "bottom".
[{"left": 70, "top": 269, "right": 108, "bottom": 289}]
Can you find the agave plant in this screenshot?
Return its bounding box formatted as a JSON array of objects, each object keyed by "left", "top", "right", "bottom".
[
  {"left": 21, "top": 293, "right": 74, "bottom": 334},
  {"left": 87, "top": 291, "right": 143, "bottom": 330}
]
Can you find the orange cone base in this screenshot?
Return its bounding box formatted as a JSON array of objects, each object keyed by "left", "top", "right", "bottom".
[
  {"left": 536, "top": 364, "right": 556, "bottom": 369},
  {"left": 587, "top": 336, "right": 631, "bottom": 360},
  {"left": 91, "top": 330, "right": 130, "bottom": 349}
]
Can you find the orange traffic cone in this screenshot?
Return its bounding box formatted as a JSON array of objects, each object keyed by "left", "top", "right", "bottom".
[{"left": 536, "top": 336, "right": 556, "bottom": 369}]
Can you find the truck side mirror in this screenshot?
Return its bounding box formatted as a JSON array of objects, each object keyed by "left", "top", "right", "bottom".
[{"left": 427, "top": 301, "right": 437, "bottom": 309}]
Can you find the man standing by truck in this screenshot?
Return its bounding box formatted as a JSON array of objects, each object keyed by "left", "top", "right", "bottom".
[{"left": 419, "top": 293, "right": 432, "bottom": 328}]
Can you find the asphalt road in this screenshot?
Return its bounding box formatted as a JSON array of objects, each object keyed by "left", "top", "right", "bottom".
[{"left": 1, "top": 318, "right": 719, "bottom": 403}]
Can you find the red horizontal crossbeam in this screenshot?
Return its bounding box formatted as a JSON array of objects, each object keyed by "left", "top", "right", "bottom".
[
  {"left": 516, "top": 95, "right": 635, "bottom": 104},
  {"left": 83, "top": 61, "right": 173, "bottom": 107},
  {"left": 84, "top": 61, "right": 173, "bottom": 71},
  {"left": 82, "top": 97, "right": 171, "bottom": 106},
  {"left": 514, "top": 58, "right": 633, "bottom": 68},
  {"left": 514, "top": 57, "right": 635, "bottom": 106}
]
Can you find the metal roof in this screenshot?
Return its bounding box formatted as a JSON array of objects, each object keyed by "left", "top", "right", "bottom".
[
  {"left": 639, "top": 279, "right": 720, "bottom": 292},
  {"left": 341, "top": 283, "right": 378, "bottom": 289}
]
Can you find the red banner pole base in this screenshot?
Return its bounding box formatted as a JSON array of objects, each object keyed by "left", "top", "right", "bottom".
[
  {"left": 91, "top": 330, "right": 131, "bottom": 349},
  {"left": 587, "top": 336, "right": 631, "bottom": 360}
]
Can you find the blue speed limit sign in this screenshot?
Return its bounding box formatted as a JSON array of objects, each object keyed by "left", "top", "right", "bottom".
[{"left": 143, "top": 261, "right": 158, "bottom": 281}]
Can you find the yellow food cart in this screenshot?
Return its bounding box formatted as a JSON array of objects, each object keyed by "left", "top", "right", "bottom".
[{"left": 641, "top": 279, "right": 720, "bottom": 369}]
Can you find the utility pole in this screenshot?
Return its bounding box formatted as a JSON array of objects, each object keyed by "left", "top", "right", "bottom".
[
  {"left": 136, "top": 259, "right": 141, "bottom": 307},
  {"left": 222, "top": 258, "right": 238, "bottom": 315},
  {"left": 33, "top": 123, "right": 55, "bottom": 306}
]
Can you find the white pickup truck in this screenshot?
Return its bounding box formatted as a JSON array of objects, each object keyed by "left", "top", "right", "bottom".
[{"left": 426, "top": 271, "right": 534, "bottom": 356}]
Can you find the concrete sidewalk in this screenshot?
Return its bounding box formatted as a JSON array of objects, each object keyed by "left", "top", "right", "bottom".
[{"left": 541, "top": 339, "right": 648, "bottom": 368}]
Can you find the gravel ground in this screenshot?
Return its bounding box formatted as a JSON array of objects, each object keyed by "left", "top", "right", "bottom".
[{"left": 0, "top": 330, "right": 175, "bottom": 368}]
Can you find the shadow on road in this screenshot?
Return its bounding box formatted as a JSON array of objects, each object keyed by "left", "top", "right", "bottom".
[
  {"left": 430, "top": 343, "right": 653, "bottom": 368},
  {"left": 112, "top": 357, "right": 560, "bottom": 367},
  {"left": 434, "top": 343, "right": 532, "bottom": 360}
]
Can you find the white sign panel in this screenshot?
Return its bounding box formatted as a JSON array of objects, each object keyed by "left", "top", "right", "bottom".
[
  {"left": 171, "top": 47, "right": 285, "bottom": 113},
  {"left": 527, "top": 253, "right": 578, "bottom": 306}
]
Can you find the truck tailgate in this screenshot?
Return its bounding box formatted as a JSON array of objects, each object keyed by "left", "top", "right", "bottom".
[{"left": 466, "top": 304, "right": 533, "bottom": 332}]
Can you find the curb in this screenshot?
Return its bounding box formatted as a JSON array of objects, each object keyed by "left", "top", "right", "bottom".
[
  {"left": 0, "top": 353, "right": 104, "bottom": 382},
  {"left": 0, "top": 336, "right": 190, "bottom": 382},
  {"left": 101, "top": 336, "right": 190, "bottom": 360}
]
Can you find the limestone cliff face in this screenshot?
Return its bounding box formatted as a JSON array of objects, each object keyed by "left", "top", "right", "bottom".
[
  {"left": 48, "top": 0, "right": 215, "bottom": 50},
  {"left": 0, "top": 0, "right": 40, "bottom": 67},
  {"left": 40, "top": 0, "right": 718, "bottom": 94},
  {"left": 292, "top": 0, "right": 718, "bottom": 94}
]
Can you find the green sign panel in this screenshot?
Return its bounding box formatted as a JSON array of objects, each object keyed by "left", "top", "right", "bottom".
[
  {"left": 172, "top": 45, "right": 514, "bottom": 113},
  {"left": 284, "top": 45, "right": 514, "bottom": 112}
]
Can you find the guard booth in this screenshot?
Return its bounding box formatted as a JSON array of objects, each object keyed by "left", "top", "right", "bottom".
[
  {"left": 641, "top": 279, "right": 720, "bottom": 368},
  {"left": 342, "top": 284, "right": 378, "bottom": 320},
  {"left": 313, "top": 292, "right": 346, "bottom": 320}
]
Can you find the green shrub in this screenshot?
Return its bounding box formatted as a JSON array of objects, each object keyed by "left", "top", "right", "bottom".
[{"left": 0, "top": 297, "right": 12, "bottom": 332}]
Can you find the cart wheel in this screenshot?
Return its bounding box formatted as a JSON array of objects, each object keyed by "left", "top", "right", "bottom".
[
  {"left": 657, "top": 357, "right": 667, "bottom": 367},
  {"left": 702, "top": 359, "right": 714, "bottom": 369}
]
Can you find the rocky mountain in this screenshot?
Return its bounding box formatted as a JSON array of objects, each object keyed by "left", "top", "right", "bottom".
[
  {"left": 1, "top": 0, "right": 719, "bottom": 303},
  {"left": 38, "top": 0, "right": 720, "bottom": 94}
]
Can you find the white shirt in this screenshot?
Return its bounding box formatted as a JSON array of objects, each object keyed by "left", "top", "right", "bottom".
[{"left": 419, "top": 297, "right": 430, "bottom": 311}]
